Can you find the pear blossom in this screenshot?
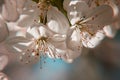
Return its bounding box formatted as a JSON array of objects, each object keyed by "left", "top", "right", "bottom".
[{"left": 64, "top": 0, "right": 116, "bottom": 48}]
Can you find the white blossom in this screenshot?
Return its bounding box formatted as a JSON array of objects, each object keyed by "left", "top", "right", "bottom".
[
  {"left": 5, "top": 24, "right": 69, "bottom": 64},
  {"left": 64, "top": 0, "right": 116, "bottom": 48}
]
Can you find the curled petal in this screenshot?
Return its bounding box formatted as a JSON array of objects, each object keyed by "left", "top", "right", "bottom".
[
  {"left": 104, "top": 25, "right": 117, "bottom": 38},
  {"left": 108, "top": 0, "right": 119, "bottom": 18}
]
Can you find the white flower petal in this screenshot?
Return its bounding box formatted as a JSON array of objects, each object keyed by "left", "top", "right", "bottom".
[
  {"left": 104, "top": 25, "right": 117, "bottom": 38},
  {"left": 62, "top": 58, "right": 73, "bottom": 63},
  {"left": 61, "top": 49, "right": 81, "bottom": 63},
  {"left": 17, "top": 0, "right": 39, "bottom": 27},
  {"left": 27, "top": 27, "right": 40, "bottom": 39},
  {"left": 66, "top": 26, "right": 82, "bottom": 53},
  {"left": 82, "top": 31, "right": 105, "bottom": 48},
  {"left": 86, "top": 5, "right": 114, "bottom": 26},
  {"left": 6, "top": 36, "right": 30, "bottom": 45},
  {"left": 64, "top": 0, "right": 89, "bottom": 25},
  {"left": 38, "top": 26, "right": 48, "bottom": 37},
  {"left": 47, "top": 6, "right": 69, "bottom": 34},
  {"left": 51, "top": 34, "right": 66, "bottom": 42}
]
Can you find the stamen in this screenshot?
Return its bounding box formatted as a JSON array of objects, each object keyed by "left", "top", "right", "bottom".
[
  {"left": 37, "top": 0, "right": 50, "bottom": 24},
  {"left": 75, "top": 14, "right": 105, "bottom": 48},
  {"left": 20, "top": 35, "right": 62, "bottom": 65}
]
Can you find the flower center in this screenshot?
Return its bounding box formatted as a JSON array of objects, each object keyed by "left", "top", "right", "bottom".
[
  {"left": 20, "top": 36, "right": 49, "bottom": 64},
  {"left": 75, "top": 16, "right": 95, "bottom": 35},
  {"left": 75, "top": 15, "right": 101, "bottom": 36},
  {"left": 74, "top": 15, "right": 104, "bottom": 47},
  {"left": 31, "top": 36, "right": 49, "bottom": 56}
]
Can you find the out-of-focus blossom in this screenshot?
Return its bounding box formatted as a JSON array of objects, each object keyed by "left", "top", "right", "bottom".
[
  {"left": 0, "top": 0, "right": 26, "bottom": 42},
  {"left": 0, "top": 16, "right": 9, "bottom": 42},
  {"left": 0, "top": 55, "right": 8, "bottom": 71},
  {"left": 1, "top": 0, "right": 26, "bottom": 22},
  {"left": 0, "top": 55, "right": 8, "bottom": 80},
  {"left": 0, "top": 72, "right": 8, "bottom": 80}
]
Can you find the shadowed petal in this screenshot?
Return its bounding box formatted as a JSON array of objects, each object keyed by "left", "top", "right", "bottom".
[
  {"left": 2, "top": 0, "right": 19, "bottom": 21},
  {"left": 0, "top": 17, "right": 9, "bottom": 42},
  {"left": 0, "top": 55, "right": 8, "bottom": 71},
  {"left": 86, "top": 5, "right": 114, "bottom": 26}
]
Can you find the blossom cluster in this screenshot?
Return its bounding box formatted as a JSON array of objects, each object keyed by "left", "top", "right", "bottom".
[{"left": 0, "top": 0, "right": 120, "bottom": 65}]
